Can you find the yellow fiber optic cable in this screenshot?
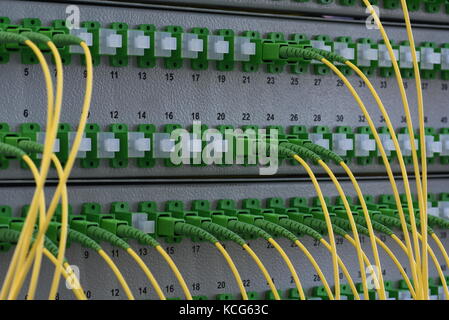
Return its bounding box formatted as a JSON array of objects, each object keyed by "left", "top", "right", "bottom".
[
  {"left": 344, "top": 234, "right": 414, "bottom": 299},
  {"left": 340, "top": 161, "right": 389, "bottom": 298},
  {"left": 155, "top": 245, "right": 193, "bottom": 300},
  {"left": 294, "top": 240, "right": 334, "bottom": 300},
  {"left": 1, "top": 154, "right": 45, "bottom": 300},
  {"left": 18, "top": 42, "right": 65, "bottom": 300},
  {"left": 215, "top": 242, "right": 249, "bottom": 300},
  {"left": 126, "top": 248, "right": 166, "bottom": 300},
  {"left": 391, "top": 234, "right": 449, "bottom": 299},
  {"left": 42, "top": 249, "right": 86, "bottom": 300},
  {"left": 321, "top": 58, "right": 422, "bottom": 298},
  {"left": 241, "top": 244, "right": 281, "bottom": 300},
  {"left": 319, "top": 239, "right": 360, "bottom": 300},
  {"left": 98, "top": 249, "right": 135, "bottom": 300},
  {"left": 11, "top": 39, "right": 65, "bottom": 299},
  {"left": 264, "top": 238, "right": 304, "bottom": 300},
  {"left": 291, "top": 154, "right": 340, "bottom": 299},
  {"left": 357, "top": 2, "right": 426, "bottom": 295},
  {"left": 62, "top": 262, "right": 87, "bottom": 300},
  {"left": 0, "top": 39, "right": 54, "bottom": 300},
  {"left": 319, "top": 160, "right": 384, "bottom": 299},
  {"left": 48, "top": 154, "right": 69, "bottom": 300},
  {"left": 17, "top": 41, "right": 94, "bottom": 293},
  {"left": 431, "top": 233, "right": 449, "bottom": 281},
  {"left": 374, "top": 237, "right": 415, "bottom": 299},
  {"left": 398, "top": 0, "right": 429, "bottom": 296},
  {"left": 27, "top": 153, "right": 68, "bottom": 300}
]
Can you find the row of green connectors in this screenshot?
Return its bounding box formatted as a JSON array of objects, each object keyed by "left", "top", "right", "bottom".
[
  {"left": 4, "top": 190, "right": 443, "bottom": 243},
  {"left": 1, "top": 17, "right": 449, "bottom": 78},
  {"left": 2, "top": 191, "right": 449, "bottom": 299},
  {"left": 1, "top": 122, "right": 449, "bottom": 169}
]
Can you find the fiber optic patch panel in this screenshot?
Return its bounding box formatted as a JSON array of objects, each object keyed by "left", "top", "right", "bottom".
[
  {"left": 1, "top": 0, "right": 449, "bottom": 303},
  {"left": 0, "top": 179, "right": 448, "bottom": 300},
  {"left": 1, "top": 0, "right": 449, "bottom": 180}
]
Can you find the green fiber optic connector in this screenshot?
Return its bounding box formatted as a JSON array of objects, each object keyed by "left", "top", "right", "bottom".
[{"left": 265, "top": 290, "right": 283, "bottom": 300}]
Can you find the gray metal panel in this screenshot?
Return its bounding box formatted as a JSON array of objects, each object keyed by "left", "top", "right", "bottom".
[
  {"left": 1, "top": 0, "right": 449, "bottom": 180},
  {"left": 39, "top": 0, "right": 449, "bottom": 24},
  {"left": 0, "top": 178, "right": 447, "bottom": 299}
]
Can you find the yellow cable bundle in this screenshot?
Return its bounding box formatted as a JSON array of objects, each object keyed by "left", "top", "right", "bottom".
[
  {"left": 20, "top": 40, "right": 65, "bottom": 299},
  {"left": 291, "top": 154, "right": 340, "bottom": 299},
  {"left": 10, "top": 41, "right": 94, "bottom": 299},
  {"left": 0, "top": 39, "right": 53, "bottom": 300},
  {"left": 358, "top": 0, "right": 429, "bottom": 296},
  {"left": 398, "top": 0, "right": 429, "bottom": 296},
  {"left": 319, "top": 160, "right": 383, "bottom": 299},
  {"left": 320, "top": 58, "right": 422, "bottom": 297}
]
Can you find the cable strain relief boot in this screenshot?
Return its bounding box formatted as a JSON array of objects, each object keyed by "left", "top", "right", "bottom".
[
  {"left": 21, "top": 32, "right": 52, "bottom": 44},
  {"left": 303, "top": 142, "right": 344, "bottom": 163},
  {"left": 67, "top": 229, "right": 102, "bottom": 251},
  {"left": 332, "top": 216, "right": 370, "bottom": 236},
  {"left": 352, "top": 215, "right": 394, "bottom": 236},
  {"left": 173, "top": 222, "right": 218, "bottom": 244},
  {"left": 0, "top": 31, "right": 28, "bottom": 44},
  {"left": 86, "top": 226, "right": 130, "bottom": 250},
  {"left": 428, "top": 216, "right": 449, "bottom": 229},
  {"left": 254, "top": 219, "right": 298, "bottom": 243},
  {"left": 52, "top": 34, "right": 83, "bottom": 47},
  {"left": 277, "top": 218, "right": 323, "bottom": 241},
  {"left": 116, "top": 224, "right": 160, "bottom": 248},
  {"left": 18, "top": 140, "right": 44, "bottom": 154},
  {"left": 201, "top": 221, "right": 246, "bottom": 247},
  {"left": 309, "top": 47, "right": 347, "bottom": 64},
  {"left": 0, "top": 142, "right": 26, "bottom": 158},
  {"left": 227, "top": 220, "right": 272, "bottom": 241},
  {"left": 279, "top": 46, "right": 324, "bottom": 61},
  {"left": 280, "top": 142, "right": 322, "bottom": 164}
]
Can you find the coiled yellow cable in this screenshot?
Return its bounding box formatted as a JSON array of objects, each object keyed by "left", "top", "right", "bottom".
[
  {"left": 291, "top": 154, "right": 340, "bottom": 299},
  {"left": 126, "top": 248, "right": 165, "bottom": 300},
  {"left": 242, "top": 244, "right": 280, "bottom": 300}
]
